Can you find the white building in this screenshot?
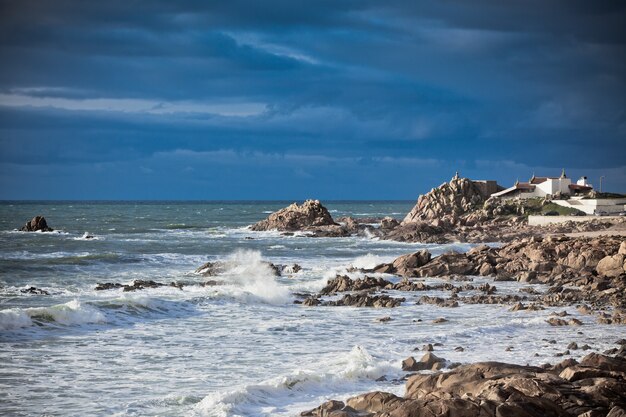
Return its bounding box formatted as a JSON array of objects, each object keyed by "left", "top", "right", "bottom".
[{"left": 491, "top": 170, "right": 593, "bottom": 200}]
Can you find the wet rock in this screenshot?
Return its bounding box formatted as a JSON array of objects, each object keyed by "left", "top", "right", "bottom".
[
  {"left": 432, "top": 317, "right": 448, "bottom": 323},
  {"left": 417, "top": 296, "right": 458, "bottom": 308},
  {"left": 320, "top": 275, "right": 392, "bottom": 295},
  {"left": 95, "top": 282, "right": 124, "bottom": 291},
  {"left": 19, "top": 216, "right": 53, "bottom": 232},
  {"left": 20, "top": 286, "right": 49, "bottom": 295},
  {"left": 195, "top": 261, "right": 228, "bottom": 276},
  {"left": 251, "top": 200, "right": 338, "bottom": 232},
  {"left": 95, "top": 280, "right": 184, "bottom": 292},
  {"left": 547, "top": 317, "right": 582, "bottom": 326}
]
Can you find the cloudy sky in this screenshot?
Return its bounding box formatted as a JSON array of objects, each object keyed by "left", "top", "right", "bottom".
[{"left": 1, "top": 1, "right": 624, "bottom": 199}]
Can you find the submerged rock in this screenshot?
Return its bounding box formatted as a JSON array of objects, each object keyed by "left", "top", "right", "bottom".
[
  {"left": 19, "top": 216, "right": 53, "bottom": 232},
  {"left": 20, "top": 286, "right": 49, "bottom": 295}
]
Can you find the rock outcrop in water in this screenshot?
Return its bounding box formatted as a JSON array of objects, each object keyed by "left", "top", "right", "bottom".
[
  {"left": 251, "top": 200, "right": 339, "bottom": 232},
  {"left": 302, "top": 352, "right": 626, "bottom": 417},
  {"left": 19, "top": 216, "right": 53, "bottom": 232}
]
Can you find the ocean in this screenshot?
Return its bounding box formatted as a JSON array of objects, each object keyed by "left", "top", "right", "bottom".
[{"left": 0, "top": 201, "right": 619, "bottom": 416}]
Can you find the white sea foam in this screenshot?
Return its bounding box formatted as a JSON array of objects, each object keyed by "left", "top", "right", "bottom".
[
  {"left": 212, "top": 250, "right": 292, "bottom": 304},
  {"left": 193, "top": 346, "right": 397, "bottom": 417},
  {"left": 349, "top": 253, "right": 389, "bottom": 270},
  {"left": 0, "top": 308, "right": 33, "bottom": 330},
  {"left": 0, "top": 299, "right": 106, "bottom": 330}
]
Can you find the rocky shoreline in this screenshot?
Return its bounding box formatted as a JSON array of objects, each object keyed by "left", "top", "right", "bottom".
[
  {"left": 247, "top": 177, "right": 625, "bottom": 417},
  {"left": 296, "top": 234, "right": 626, "bottom": 416},
  {"left": 301, "top": 349, "right": 626, "bottom": 417}
]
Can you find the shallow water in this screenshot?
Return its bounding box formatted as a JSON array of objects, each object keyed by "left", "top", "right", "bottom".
[{"left": 1, "top": 201, "right": 624, "bottom": 417}]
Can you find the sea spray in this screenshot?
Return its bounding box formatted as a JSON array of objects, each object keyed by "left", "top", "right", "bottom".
[{"left": 212, "top": 249, "right": 291, "bottom": 304}]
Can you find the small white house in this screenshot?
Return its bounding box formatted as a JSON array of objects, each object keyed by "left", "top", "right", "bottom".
[{"left": 491, "top": 170, "right": 593, "bottom": 200}]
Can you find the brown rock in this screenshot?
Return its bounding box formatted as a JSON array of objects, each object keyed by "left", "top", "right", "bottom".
[
  {"left": 19, "top": 215, "right": 53, "bottom": 232},
  {"left": 251, "top": 200, "right": 337, "bottom": 231},
  {"left": 597, "top": 254, "right": 626, "bottom": 277},
  {"left": 402, "top": 352, "right": 446, "bottom": 371}
]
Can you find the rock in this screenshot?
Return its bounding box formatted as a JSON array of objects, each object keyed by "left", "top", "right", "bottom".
[
  {"left": 319, "top": 275, "right": 392, "bottom": 295},
  {"left": 95, "top": 282, "right": 124, "bottom": 291},
  {"left": 95, "top": 280, "right": 183, "bottom": 292},
  {"left": 302, "top": 297, "right": 321, "bottom": 306},
  {"left": 596, "top": 254, "right": 626, "bottom": 277},
  {"left": 195, "top": 261, "right": 228, "bottom": 276},
  {"left": 376, "top": 316, "right": 392, "bottom": 323},
  {"left": 308, "top": 293, "right": 405, "bottom": 308},
  {"left": 20, "top": 286, "right": 49, "bottom": 295},
  {"left": 402, "top": 175, "right": 493, "bottom": 225},
  {"left": 402, "top": 352, "right": 446, "bottom": 371},
  {"left": 423, "top": 343, "right": 434, "bottom": 351},
  {"left": 251, "top": 200, "right": 337, "bottom": 231},
  {"left": 346, "top": 391, "right": 403, "bottom": 414},
  {"left": 371, "top": 250, "right": 431, "bottom": 276},
  {"left": 309, "top": 353, "right": 626, "bottom": 417},
  {"left": 380, "top": 217, "right": 400, "bottom": 230},
  {"left": 19, "top": 216, "right": 53, "bottom": 232},
  {"left": 433, "top": 317, "right": 448, "bottom": 323},
  {"left": 300, "top": 400, "right": 360, "bottom": 417}
]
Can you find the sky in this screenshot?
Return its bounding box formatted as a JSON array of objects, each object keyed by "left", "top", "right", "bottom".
[{"left": 0, "top": 1, "right": 625, "bottom": 200}]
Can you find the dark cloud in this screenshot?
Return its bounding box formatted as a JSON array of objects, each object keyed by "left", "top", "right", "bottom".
[{"left": 0, "top": 0, "right": 624, "bottom": 198}]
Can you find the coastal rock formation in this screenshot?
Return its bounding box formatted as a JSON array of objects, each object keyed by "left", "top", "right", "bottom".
[
  {"left": 19, "top": 216, "right": 53, "bottom": 232},
  {"left": 194, "top": 260, "right": 298, "bottom": 277},
  {"left": 382, "top": 235, "right": 625, "bottom": 282},
  {"left": 371, "top": 250, "right": 431, "bottom": 277},
  {"left": 302, "top": 352, "right": 626, "bottom": 417},
  {"left": 402, "top": 175, "right": 493, "bottom": 225},
  {"left": 95, "top": 280, "right": 184, "bottom": 292},
  {"left": 319, "top": 275, "right": 392, "bottom": 295},
  {"left": 303, "top": 293, "right": 405, "bottom": 308},
  {"left": 251, "top": 200, "right": 338, "bottom": 232}
]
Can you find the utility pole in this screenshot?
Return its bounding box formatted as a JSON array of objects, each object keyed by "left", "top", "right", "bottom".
[{"left": 599, "top": 176, "right": 605, "bottom": 193}]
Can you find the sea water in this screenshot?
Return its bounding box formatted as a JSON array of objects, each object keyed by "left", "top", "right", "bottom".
[{"left": 0, "top": 201, "right": 623, "bottom": 417}]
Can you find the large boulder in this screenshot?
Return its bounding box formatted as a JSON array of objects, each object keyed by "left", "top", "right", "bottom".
[
  {"left": 251, "top": 200, "right": 337, "bottom": 231},
  {"left": 596, "top": 254, "right": 626, "bottom": 278},
  {"left": 402, "top": 175, "right": 492, "bottom": 225},
  {"left": 371, "top": 250, "right": 432, "bottom": 276},
  {"left": 19, "top": 216, "right": 53, "bottom": 232}
]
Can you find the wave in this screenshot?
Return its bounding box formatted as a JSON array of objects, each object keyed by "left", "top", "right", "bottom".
[
  {"left": 212, "top": 250, "right": 291, "bottom": 305},
  {"left": 73, "top": 232, "right": 102, "bottom": 241},
  {"left": 0, "top": 294, "right": 200, "bottom": 334},
  {"left": 0, "top": 300, "right": 106, "bottom": 331},
  {"left": 192, "top": 346, "right": 397, "bottom": 417}
]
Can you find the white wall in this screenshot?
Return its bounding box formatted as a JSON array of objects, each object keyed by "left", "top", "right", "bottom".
[
  {"left": 528, "top": 215, "right": 623, "bottom": 226},
  {"left": 552, "top": 199, "right": 626, "bottom": 214}
]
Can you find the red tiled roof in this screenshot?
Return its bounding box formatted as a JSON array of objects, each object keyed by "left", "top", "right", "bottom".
[
  {"left": 529, "top": 176, "right": 559, "bottom": 184},
  {"left": 569, "top": 184, "right": 592, "bottom": 191}
]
